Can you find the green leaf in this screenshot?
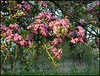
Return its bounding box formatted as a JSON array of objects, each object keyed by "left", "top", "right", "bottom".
[
  {"left": 58, "top": 33, "right": 61, "bottom": 36},
  {"left": 61, "top": 29, "right": 65, "bottom": 34},
  {"left": 1, "top": 34, "right": 5, "bottom": 37},
  {"left": 10, "top": 39, "right": 13, "bottom": 41},
  {"left": 61, "top": 26, "right": 63, "bottom": 28},
  {"left": 57, "top": 29, "right": 60, "bottom": 33}
]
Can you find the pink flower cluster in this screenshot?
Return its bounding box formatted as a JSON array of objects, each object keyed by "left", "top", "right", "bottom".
[
  {"left": 39, "top": 24, "right": 49, "bottom": 36},
  {"left": 9, "top": 23, "right": 21, "bottom": 32},
  {"left": 23, "top": 1, "right": 32, "bottom": 11},
  {"left": 44, "top": 11, "right": 51, "bottom": 20},
  {"left": 33, "top": 24, "right": 40, "bottom": 34},
  {"left": 47, "top": 38, "right": 63, "bottom": 59},
  {"left": 0, "top": 23, "right": 9, "bottom": 31},
  {"left": 27, "top": 23, "right": 35, "bottom": 29},
  {"left": 69, "top": 9, "right": 72, "bottom": 13},
  {"left": 51, "top": 16, "right": 59, "bottom": 20},
  {"left": 0, "top": 23, "right": 33, "bottom": 48},
  {"left": 9, "top": 23, "right": 19, "bottom": 28},
  {"left": 35, "top": 12, "right": 44, "bottom": 19},
  {"left": 51, "top": 47, "right": 62, "bottom": 60},
  {"left": 35, "top": 11, "right": 59, "bottom": 21},
  {"left": 86, "top": 7, "right": 94, "bottom": 11},
  {"left": 13, "top": 33, "right": 23, "bottom": 41},
  {"left": 52, "top": 19, "right": 70, "bottom": 37},
  {"left": 17, "top": 4, "right": 22, "bottom": 8},
  {"left": 28, "top": 11, "right": 57, "bottom": 36},
  {"left": 35, "top": 19, "right": 43, "bottom": 23},
  {"left": 40, "top": 1, "right": 48, "bottom": 8},
  {"left": 51, "top": 38, "right": 62, "bottom": 46},
  {"left": 69, "top": 26, "right": 85, "bottom": 44},
  {"left": 80, "top": 21, "right": 88, "bottom": 24},
  {"left": 94, "top": 2, "right": 100, "bottom": 6},
  {"left": 27, "top": 22, "right": 49, "bottom": 36},
  {"left": 28, "top": 11, "right": 70, "bottom": 38},
  {"left": 49, "top": 21, "right": 55, "bottom": 27},
  {"left": 89, "top": 17, "right": 94, "bottom": 20},
  {"left": 91, "top": 21, "right": 97, "bottom": 24}
]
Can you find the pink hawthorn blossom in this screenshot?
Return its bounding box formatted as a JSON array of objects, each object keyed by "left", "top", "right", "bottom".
[
  {"left": 17, "top": 4, "right": 22, "bottom": 8},
  {"left": 52, "top": 47, "right": 57, "bottom": 52},
  {"left": 55, "top": 20, "right": 60, "bottom": 25},
  {"left": 14, "top": 36, "right": 18, "bottom": 41},
  {"left": 65, "top": 18, "right": 70, "bottom": 23},
  {"left": 6, "top": 29, "right": 13, "bottom": 35},
  {"left": 52, "top": 38, "right": 59, "bottom": 46},
  {"left": 57, "top": 54, "right": 61, "bottom": 60},
  {"left": 53, "top": 25, "right": 58, "bottom": 34},
  {"left": 14, "top": 33, "right": 19, "bottom": 37},
  {"left": 91, "top": 21, "right": 97, "bottom": 24},
  {"left": 94, "top": 2, "right": 100, "bottom": 6},
  {"left": 54, "top": 51, "right": 58, "bottom": 56},
  {"left": 39, "top": 12, "right": 44, "bottom": 17},
  {"left": 18, "top": 35, "right": 23, "bottom": 40},
  {"left": 27, "top": 23, "right": 35, "bottom": 29},
  {"left": 21, "top": 12, "right": 25, "bottom": 15},
  {"left": 69, "top": 9, "right": 72, "bottom": 13},
  {"left": 46, "top": 15, "right": 51, "bottom": 20},
  {"left": 0, "top": 23, "right": 9, "bottom": 31},
  {"left": 59, "top": 38, "right": 62, "bottom": 42},
  {"left": 86, "top": 7, "right": 94, "bottom": 11},
  {"left": 23, "top": 1, "right": 32, "bottom": 11},
  {"left": 9, "top": 23, "right": 19, "bottom": 28},
  {"left": 71, "top": 38, "right": 76, "bottom": 44},
  {"left": 9, "top": 24, "right": 14, "bottom": 28},
  {"left": 49, "top": 21, "right": 55, "bottom": 27},
  {"left": 6, "top": 34, "right": 14, "bottom": 40},
  {"left": 28, "top": 40, "right": 32, "bottom": 48},
  {"left": 40, "top": 1, "right": 45, "bottom": 4},
  {"left": 74, "top": 38, "right": 79, "bottom": 41},
  {"left": 39, "top": 24, "right": 48, "bottom": 36},
  {"left": 58, "top": 48, "right": 62, "bottom": 53},
  {"left": 51, "top": 16, "right": 59, "bottom": 20},
  {"left": 43, "top": 3, "right": 48, "bottom": 8},
  {"left": 40, "top": 1, "right": 48, "bottom": 8},
  {"left": 35, "top": 19, "right": 43, "bottom": 23},
  {"left": 65, "top": 16, "right": 68, "bottom": 19},
  {"left": 78, "top": 37, "right": 83, "bottom": 42},
  {"left": 19, "top": 39, "right": 27, "bottom": 46}
]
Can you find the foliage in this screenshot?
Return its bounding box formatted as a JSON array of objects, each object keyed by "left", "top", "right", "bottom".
[
  {"left": 60, "top": 41, "right": 99, "bottom": 64},
  {"left": 1, "top": 60, "right": 99, "bottom": 75},
  {"left": 0, "top": 0, "right": 99, "bottom": 75}
]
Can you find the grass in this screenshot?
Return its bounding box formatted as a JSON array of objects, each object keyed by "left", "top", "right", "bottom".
[{"left": 1, "top": 60, "right": 99, "bottom": 75}]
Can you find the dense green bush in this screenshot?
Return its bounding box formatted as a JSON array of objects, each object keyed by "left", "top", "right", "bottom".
[{"left": 59, "top": 41, "right": 99, "bottom": 64}]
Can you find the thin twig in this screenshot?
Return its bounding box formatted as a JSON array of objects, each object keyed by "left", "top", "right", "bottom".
[
  {"left": 0, "top": 50, "right": 10, "bottom": 73},
  {"left": 45, "top": 45, "right": 57, "bottom": 67}
]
